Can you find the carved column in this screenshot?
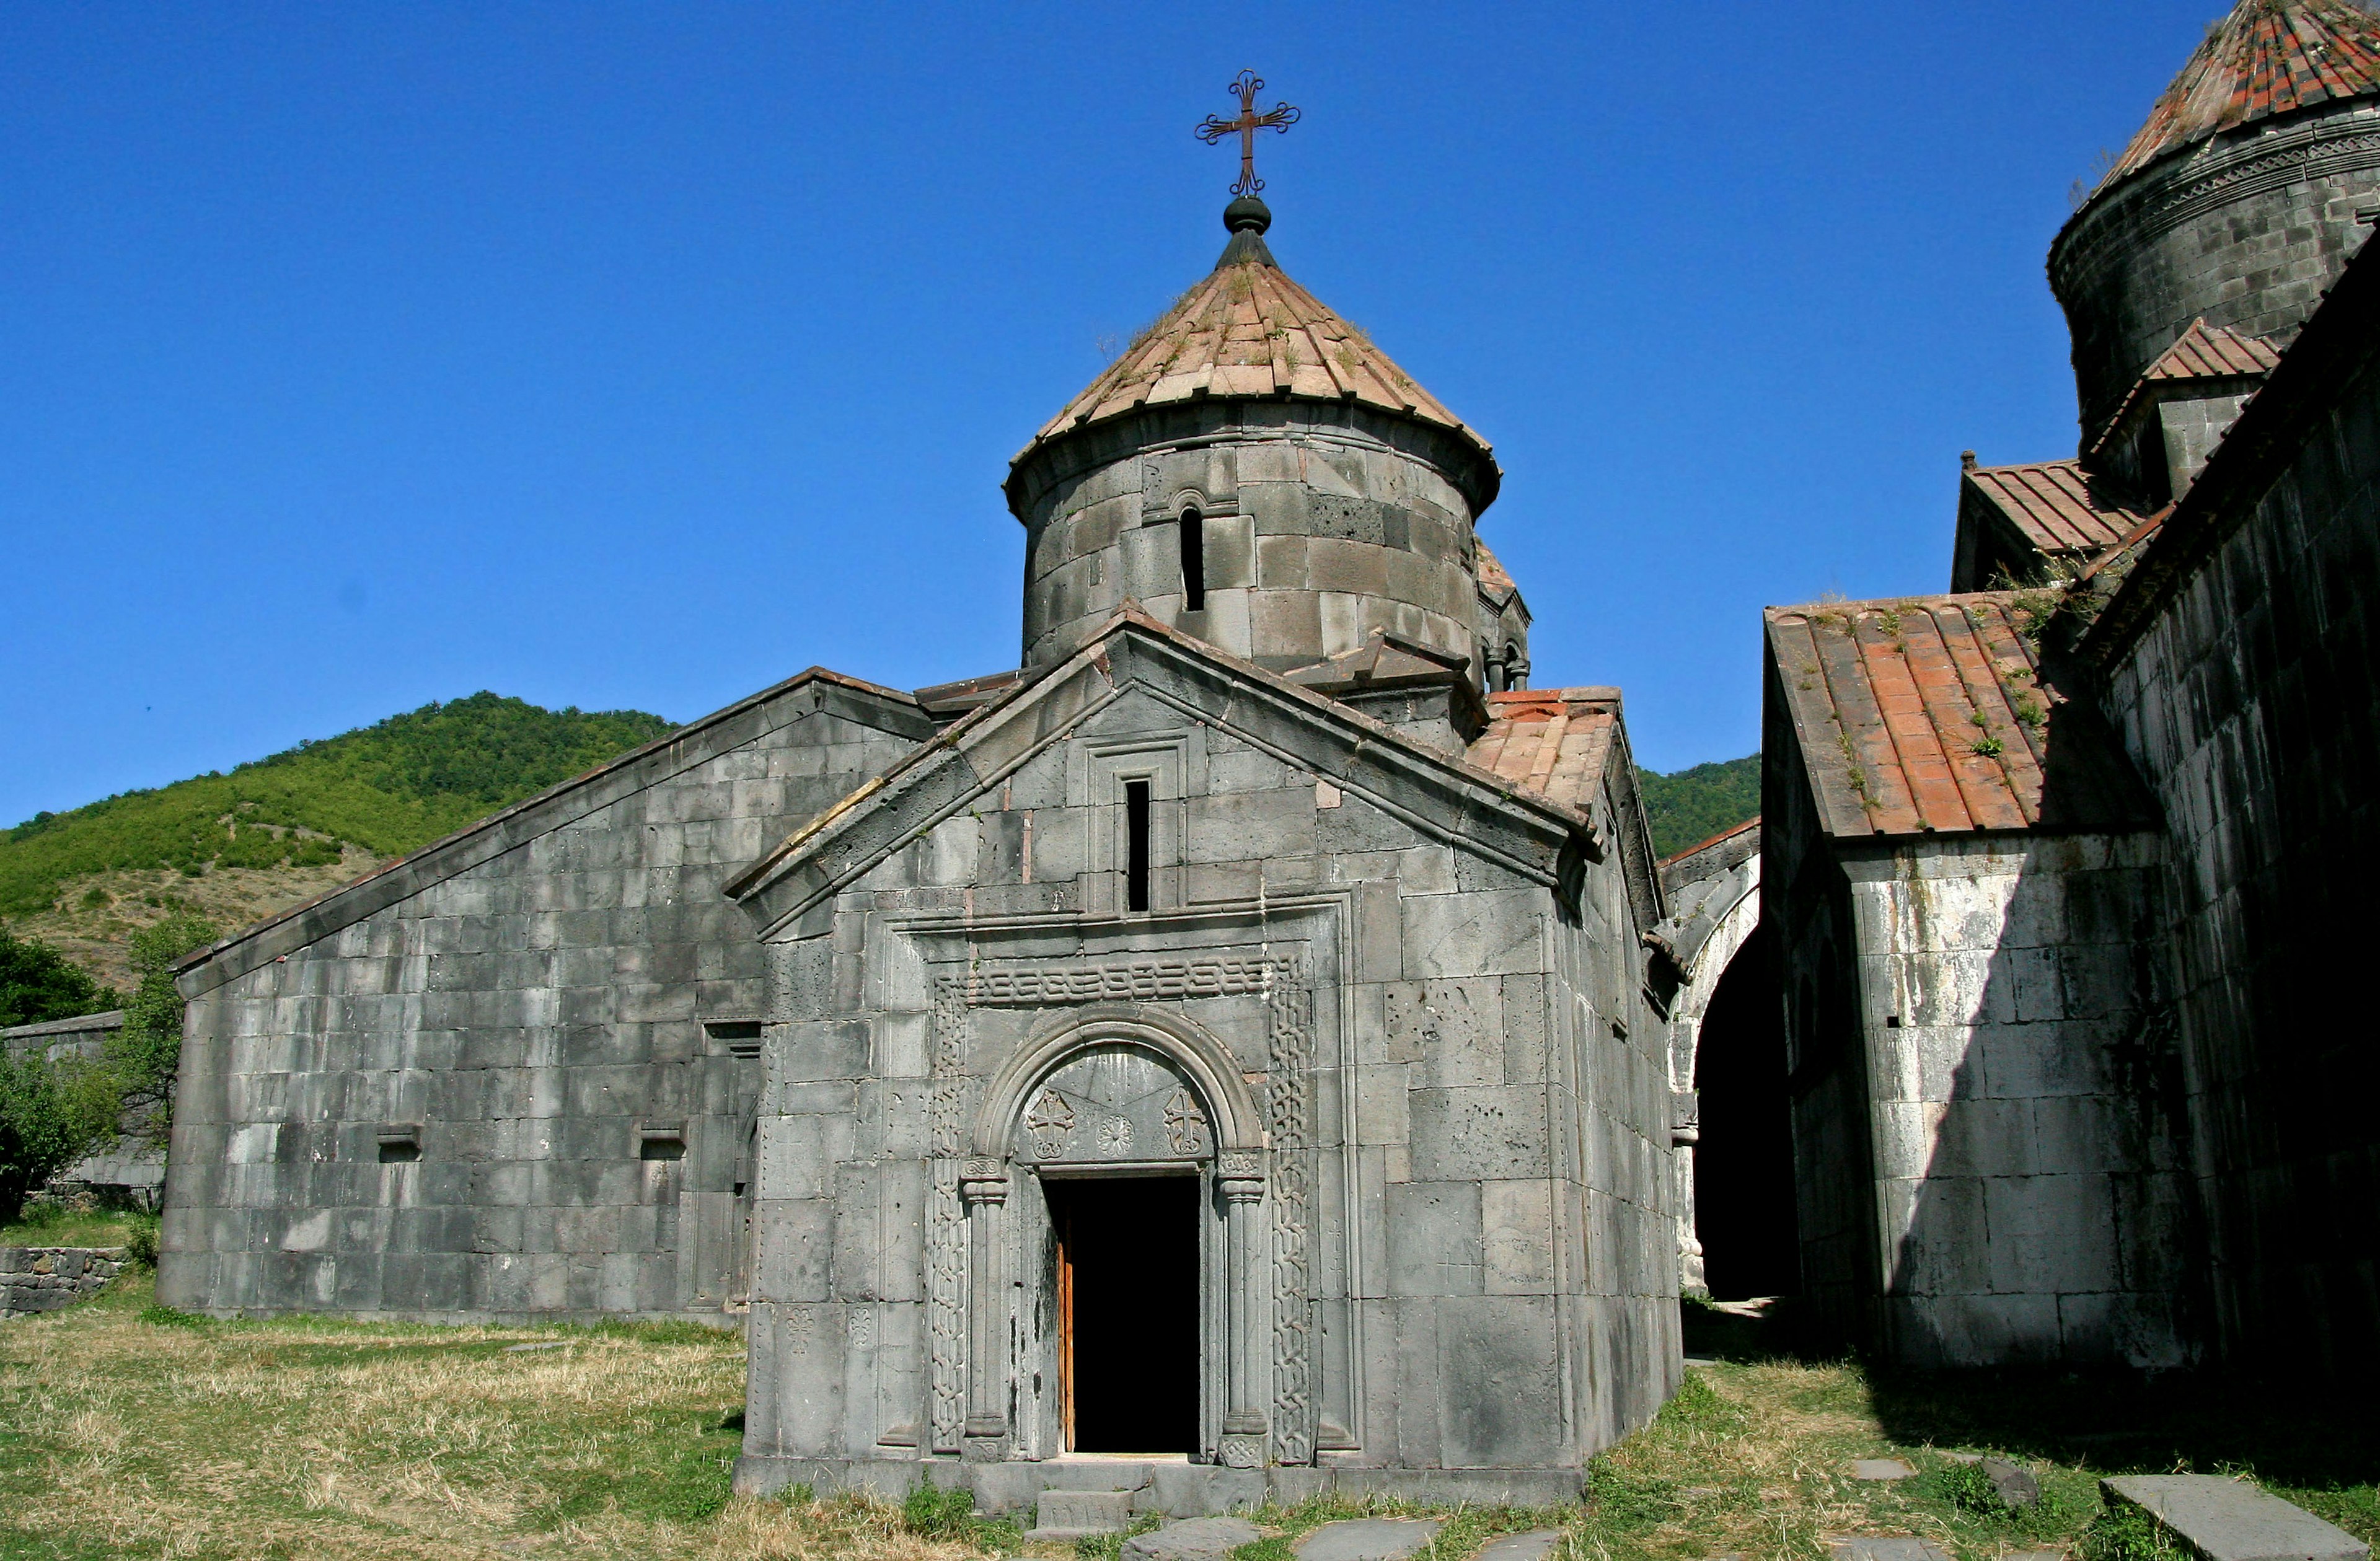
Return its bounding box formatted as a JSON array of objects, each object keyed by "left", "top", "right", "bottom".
[
  {"left": 959, "top": 1156, "right": 1010, "bottom": 1459},
  {"left": 1215, "top": 1149, "right": 1267, "bottom": 1469}
]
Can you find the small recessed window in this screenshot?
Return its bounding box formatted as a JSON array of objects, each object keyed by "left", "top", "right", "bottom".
[
  {"left": 1179, "top": 508, "right": 1206, "bottom": 613},
  {"left": 639, "top": 1127, "right": 687, "bottom": 1162},
  {"left": 1124, "top": 779, "right": 1152, "bottom": 912},
  {"left": 376, "top": 1125, "right": 422, "bottom": 1164},
  {"left": 705, "top": 1019, "right": 764, "bottom": 1058}
]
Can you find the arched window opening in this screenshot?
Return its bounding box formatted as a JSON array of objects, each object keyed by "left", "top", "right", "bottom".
[{"left": 1179, "top": 508, "right": 1207, "bottom": 612}]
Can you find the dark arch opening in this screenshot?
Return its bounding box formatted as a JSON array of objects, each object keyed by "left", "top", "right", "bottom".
[
  {"left": 1693, "top": 921, "right": 1799, "bottom": 1299},
  {"left": 1179, "top": 507, "right": 1206, "bottom": 612}
]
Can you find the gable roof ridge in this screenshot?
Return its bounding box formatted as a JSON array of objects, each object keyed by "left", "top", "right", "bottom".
[
  {"left": 726, "top": 607, "right": 1614, "bottom": 920},
  {"left": 173, "top": 665, "right": 930, "bottom": 993},
  {"left": 2086, "top": 318, "right": 2285, "bottom": 457}
]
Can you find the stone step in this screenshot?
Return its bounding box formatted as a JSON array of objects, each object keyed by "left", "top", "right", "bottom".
[
  {"left": 2102, "top": 1475, "right": 2370, "bottom": 1561},
  {"left": 1028, "top": 1488, "right": 1134, "bottom": 1539}
]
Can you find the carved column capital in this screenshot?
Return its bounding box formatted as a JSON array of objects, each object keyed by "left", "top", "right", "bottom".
[
  {"left": 959, "top": 1158, "right": 1009, "bottom": 1205},
  {"left": 1215, "top": 1148, "right": 1266, "bottom": 1202}
]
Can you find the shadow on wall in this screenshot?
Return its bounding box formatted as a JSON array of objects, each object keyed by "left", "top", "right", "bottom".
[
  {"left": 1693, "top": 924, "right": 1798, "bottom": 1301},
  {"left": 1879, "top": 833, "right": 2195, "bottom": 1370}
]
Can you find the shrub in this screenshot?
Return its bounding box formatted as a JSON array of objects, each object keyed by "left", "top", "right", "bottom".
[
  {"left": 124, "top": 1208, "right": 161, "bottom": 1267},
  {"left": 1938, "top": 1459, "right": 2004, "bottom": 1514},
  {"left": 107, "top": 912, "right": 218, "bottom": 1132},
  {"left": 2080, "top": 1502, "right": 2180, "bottom": 1561},
  {"left": 0, "top": 925, "right": 117, "bottom": 1028},
  {"left": 0, "top": 1049, "right": 118, "bottom": 1225},
  {"left": 901, "top": 1482, "right": 979, "bottom": 1537}
]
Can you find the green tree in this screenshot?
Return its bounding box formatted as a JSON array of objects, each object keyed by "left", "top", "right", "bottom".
[
  {"left": 108, "top": 913, "right": 218, "bottom": 1133},
  {"left": 0, "top": 925, "right": 119, "bottom": 1029},
  {"left": 0, "top": 1048, "right": 118, "bottom": 1224}
]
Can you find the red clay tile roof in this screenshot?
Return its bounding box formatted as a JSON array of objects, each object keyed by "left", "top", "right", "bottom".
[
  {"left": 2096, "top": 0, "right": 2380, "bottom": 192},
  {"left": 1468, "top": 688, "right": 1623, "bottom": 815},
  {"left": 1766, "top": 594, "right": 2154, "bottom": 838},
  {"left": 1476, "top": 542, "right": 1518, "bottom": 599},
  {"left": 1018, "top": 257, "right": 1492, "bottom": 466},
  {"left": 2087, "top": 318, "right": 2283, "bottom": 456},
  {"left": 1964, "top": 458, "right": 2150, "bottom": 557}
]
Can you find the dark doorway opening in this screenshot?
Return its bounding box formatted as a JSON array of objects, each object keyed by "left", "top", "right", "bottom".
[
  {"left": 1046, "top": 1175, "right": 1199, "bottom": 1453},
  {"left": 1694, "top": 923, "right": 1800, "bottom": 1299}
]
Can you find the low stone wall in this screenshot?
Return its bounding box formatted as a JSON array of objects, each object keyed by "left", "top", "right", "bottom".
[{"left": 1, "top": 1247, "right": 128, "bottom": 1317}]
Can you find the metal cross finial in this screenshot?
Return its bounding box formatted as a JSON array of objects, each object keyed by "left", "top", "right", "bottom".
[{"left": 1196, "top": 69, "right": 1300, "bottom": 198}]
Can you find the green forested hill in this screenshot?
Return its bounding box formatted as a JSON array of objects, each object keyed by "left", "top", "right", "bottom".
[
  {"left": 1637, "top": 754, "right": 1760, "bottom": 861},
  {"left": 1, "top": 693, "right": 676, "bottom": 919}
]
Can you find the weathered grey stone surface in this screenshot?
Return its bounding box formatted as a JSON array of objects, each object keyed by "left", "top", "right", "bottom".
[
  {"left": 1029, "top": 1487, "right": 1133, "bottom": 1539},
  {"left": 159, "top": 671, "right": 935, "bottom": 1323},
  {"left": 1123, "top": 1515, "right": 1264, "bottom": 1561},
  {"left": 0, "top": 1247, "right": 126, "bottom": 1316},
  {"left": 2102, "top": 1475, "right": 2370, "bottom": 1561},
  {"left": 1009, "top": 401, "right": 1497, "bottom": 677},
  {"left": 2086, "top": 253, "right": 2380, "bottom": 1379},
  {"left": 1293, "top": 1518, "right": 1443, "bottom": 1561},
  {"left": 1851, "top": 1459, "right": 1916, "bottom": 1482},
  {"left": 1981, "top": 1458, "right": 2039, "bottom": 1510},
  {"left": 1475, "top": 1532, "right": 1564, "bottom": 1561},
  {"left": 729, "top": 615, "right": 1680, "bottom": 1499},
  {"left": 1827, "top": 1539, "right": 1952, "bottom": 1561}
]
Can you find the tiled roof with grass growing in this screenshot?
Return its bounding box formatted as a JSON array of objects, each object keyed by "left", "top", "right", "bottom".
[{"left": 1766, "top": 594, "right": 2156, "bottom": 838}]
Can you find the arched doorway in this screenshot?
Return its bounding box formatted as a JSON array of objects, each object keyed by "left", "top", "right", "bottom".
[
  {"left": 964, "top": 1009, "right": 1272, "bottom": 1467},
  {"left": 1692, "top": 924, "right": 1799, "bottom": 1299},
  {"left": 1018, "top": 1046, "right": 1211, "bottom": 1453}
]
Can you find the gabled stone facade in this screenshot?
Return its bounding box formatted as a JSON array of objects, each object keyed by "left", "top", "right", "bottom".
[
  {"left": 158, "top": 671, "right": 933, "bottom": 1319},
  {"left": 725, "top": 615, "right": 1678, "bottom": 1506}
]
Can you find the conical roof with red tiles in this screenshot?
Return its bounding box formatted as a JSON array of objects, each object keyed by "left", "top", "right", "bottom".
[
  {"left": 1015, "top": 209, "right": 1494, "bottom": 471},
  {"left": 2094, "top": 0, "right": 2380, "bottom": 192}
]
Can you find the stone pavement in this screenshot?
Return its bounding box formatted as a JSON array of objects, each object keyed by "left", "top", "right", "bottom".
[
  {"left": 2103, "top": 1475, "right": 2369, "bottom": 1561},
  {"left": 1122, "top": 1516, "right": 1264, "bottom": 1561},
  {"left": 1293, "top": 1518, "right": 1445, "bottom": 1561}
]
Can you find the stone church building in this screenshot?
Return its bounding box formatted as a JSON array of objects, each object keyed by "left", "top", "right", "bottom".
[{"left": 158, "top": 191, "right": 1683, "bottom": 1505}]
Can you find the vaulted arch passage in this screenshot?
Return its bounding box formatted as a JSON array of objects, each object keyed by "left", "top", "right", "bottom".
[{"left": 1692, "top": 925, "right": 1799, "bottom": 1299}]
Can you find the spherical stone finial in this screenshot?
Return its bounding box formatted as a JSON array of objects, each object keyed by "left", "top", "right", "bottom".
[{"left": 1224, "top": 195, "right": 1272, "bottom": 234}]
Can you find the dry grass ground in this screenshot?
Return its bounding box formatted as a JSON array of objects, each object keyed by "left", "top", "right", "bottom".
[{"left": 1, "top": 1279, "right": 2373, "bottom": 1561}]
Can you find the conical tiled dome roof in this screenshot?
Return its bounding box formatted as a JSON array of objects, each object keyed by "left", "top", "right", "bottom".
[
  {"left": 2094, "top": 0, "right": 2380, "bottom": 193},
  {"left": 1016, "top": 206, "right": 1494, "bottom": 469}
]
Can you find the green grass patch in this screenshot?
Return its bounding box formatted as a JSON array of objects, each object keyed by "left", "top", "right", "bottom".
[{"left": 0, "top": 1204, "right": 140, "bottom": 1250}]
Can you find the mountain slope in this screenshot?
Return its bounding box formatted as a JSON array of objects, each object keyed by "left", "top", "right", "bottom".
[
  {"left": 1, "top": 693, "right": 674, "bottom": 986},
  {"left": 1637, "top": 754, "right": 1760, "bottom": 861}
]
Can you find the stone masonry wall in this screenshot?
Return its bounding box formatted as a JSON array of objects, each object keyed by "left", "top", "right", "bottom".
[
  {"left": 1, "top": 1248, "right": 127, "bottom": 1316},
  {"left": 1011, "top": 402, "right": 1486, "bottom": 674},
  {"left": 2099, "top": 321, "right": 2380, "bottom": 1379},
  {"left": 735, "top": 661, "right": 1675, "bottom": 1500},
  {"left": 1838, "top": 835, "right": 2192, "bottom": 1368},
  {"left": 159, "top": 687, "right": 927, "bottom": 1322},
  {"left": 2050, "top": 101, "right": 2380, "bottom": 441}
]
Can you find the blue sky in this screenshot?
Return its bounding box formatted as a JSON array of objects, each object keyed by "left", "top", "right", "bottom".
[{"left": 0, "top": 2, "right": 2215, "bottom": 824}]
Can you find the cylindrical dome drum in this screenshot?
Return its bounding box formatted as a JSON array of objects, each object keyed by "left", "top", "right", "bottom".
[{"left": 1005, "top": 200, "right": 1501, "bottom": 674}]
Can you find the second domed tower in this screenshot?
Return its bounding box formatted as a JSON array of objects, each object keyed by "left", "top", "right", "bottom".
[
  {"left": 2050, "top": 0, "right": 2380, "bottom": 443},
  {"left": 1005, "top": 200, "right": 1504, "bottom": 678}
]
